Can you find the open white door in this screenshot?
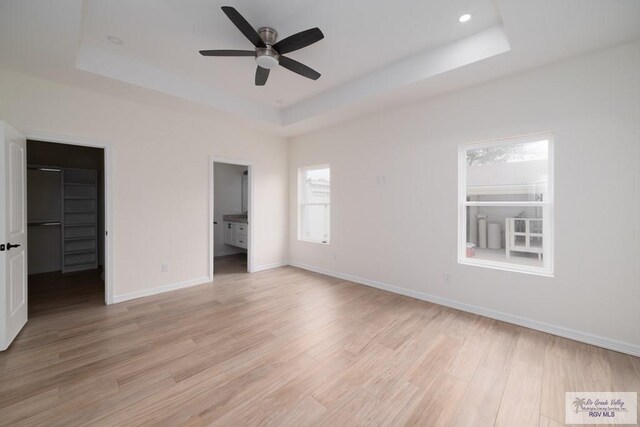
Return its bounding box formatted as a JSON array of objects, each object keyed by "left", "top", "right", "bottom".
[{"left": 0, "top": 122, "right": 27, "bottom": 351}]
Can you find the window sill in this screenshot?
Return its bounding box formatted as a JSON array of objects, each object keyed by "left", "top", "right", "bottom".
[{"left": 458, "top": 257, "right": 554, "bottom": 277}]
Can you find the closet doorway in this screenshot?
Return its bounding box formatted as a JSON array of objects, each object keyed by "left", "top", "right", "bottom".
[{"left": 27, "top": 140, "right": 106, "bottom": 315}]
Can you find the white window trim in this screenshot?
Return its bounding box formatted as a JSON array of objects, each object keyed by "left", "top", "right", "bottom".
[
  {"left": 458, "top": 133, "right": 554, "bottom": 277},
  {"left": 298, "top": 163, "right": 330, "bottom": 245}
]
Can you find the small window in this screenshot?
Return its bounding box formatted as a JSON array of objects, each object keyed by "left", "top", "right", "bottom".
[
  {"left": 459, "top": 134, "right": 553, "bottom": 276},
  {"left": 298, "top": 165, "right": 330, "bottom": 244}
]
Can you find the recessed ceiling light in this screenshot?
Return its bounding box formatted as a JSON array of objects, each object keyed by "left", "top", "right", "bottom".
[
  {"left": 458, "top": 13, "right": 471, "bottom": 23},
  {"left": 275, "top": 99, "right": 284, "bottom": 105},
  {"left": 107, "top": 35, "right": 124, "bottom": 45}
]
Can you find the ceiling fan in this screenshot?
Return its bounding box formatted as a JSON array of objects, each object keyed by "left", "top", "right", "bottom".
[{"left": 199, "top": 6, "right": 324, "bottom": 86}]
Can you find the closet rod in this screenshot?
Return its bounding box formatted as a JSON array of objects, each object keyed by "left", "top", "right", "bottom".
[{"left": 28, "top": 221, "right": 61, "bottom": 226}]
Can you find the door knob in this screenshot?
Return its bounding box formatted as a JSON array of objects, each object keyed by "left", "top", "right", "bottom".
[{"left": 6, "top": 243, "right": 21, "bottom": 250}]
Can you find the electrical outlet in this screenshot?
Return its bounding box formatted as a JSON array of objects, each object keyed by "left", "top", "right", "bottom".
[
  {"left": 444, "top": 272, "right": 452, "bottom": 284},
  {"left": 161, "top": 263, "right": 169, "bottom": 273}
]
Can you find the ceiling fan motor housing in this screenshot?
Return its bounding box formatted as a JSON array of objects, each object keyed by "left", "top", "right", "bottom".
[
  {"left": 256, "top": 27, "right": 280, "bottom": 69},
  {"left": 199, "top": 7, "right": 324, "bottom": 85},
  {"left": 258, "top": 27, "right": 278, "bottom": 45}
]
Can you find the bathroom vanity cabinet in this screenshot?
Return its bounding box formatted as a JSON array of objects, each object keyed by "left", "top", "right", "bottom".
[{"left": 223, "top": 221, "right": 248, "bottom": 249}]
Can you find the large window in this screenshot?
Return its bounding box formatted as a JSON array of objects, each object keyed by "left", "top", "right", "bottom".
[
  {"left": 459, "top": 134, "right": 553, "bottom": 276},
  {"left": 299, "top": 165, "right": 330, "bottom": 244}
]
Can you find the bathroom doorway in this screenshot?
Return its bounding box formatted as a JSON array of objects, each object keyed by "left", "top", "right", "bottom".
[{"left": 209, "top": 157, "right": 253, "bottom": 280}]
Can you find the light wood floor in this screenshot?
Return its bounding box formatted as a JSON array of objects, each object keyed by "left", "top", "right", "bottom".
[{"left": 1, "top": 256, "right": 638, "bottom": 426}]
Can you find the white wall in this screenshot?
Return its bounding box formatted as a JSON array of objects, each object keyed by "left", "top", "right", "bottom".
[
  {"left": 0, "top": 69, "right": 288, "bottom": 300},
  {"left": 213, "top": 162, "right": 246, "bottom": 257},
  {"left": 288, "top": 41, "right": 640, "bottom": 352}
]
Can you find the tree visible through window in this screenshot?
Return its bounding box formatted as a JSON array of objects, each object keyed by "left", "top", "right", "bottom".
[
  {"left": 299, "top": 165, "right": 330, "bottom": 244},
  {"left": 466, "top": 140, "right": 548, "bottom": 166}
]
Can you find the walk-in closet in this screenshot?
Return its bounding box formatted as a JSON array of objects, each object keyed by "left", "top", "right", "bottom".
[{"left": 26, "top": 140, "right": 105, "bottom": 311}]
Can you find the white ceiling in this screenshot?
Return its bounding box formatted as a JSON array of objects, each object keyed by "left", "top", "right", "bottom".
[
  {"left": 1, "top": 0, "right": 639, "bottom": 135},
  {"left": 81, "top": 0, "right": 502, "bottom": 107}
]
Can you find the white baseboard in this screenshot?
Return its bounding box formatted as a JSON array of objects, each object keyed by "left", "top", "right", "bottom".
[
  {"left": 252, "top": 261, "right": 289, "bottom": 273},
  {"left": 111, "top": 261, "right": 287, "bottom": 304},
  {"left": 112, "top": 276, "right": 211, "bottom": 304},
  {"left": 288, "top": 261, "right": 640, "bottom": 357}
]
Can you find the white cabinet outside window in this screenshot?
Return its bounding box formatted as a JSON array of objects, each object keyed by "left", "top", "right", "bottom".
[
  {"left": 298, "top": 165, "right": 330, "bottom": 244},
  {"left": 458, "top": 134, "right": 554, "bottom": 276}
]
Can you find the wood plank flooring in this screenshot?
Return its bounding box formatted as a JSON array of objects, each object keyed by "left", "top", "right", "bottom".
[{"left": 1, "top": 255, "right": 638, "bottom": 426}]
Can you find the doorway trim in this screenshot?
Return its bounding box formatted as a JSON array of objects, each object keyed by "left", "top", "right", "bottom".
[
  {"left": 23, "top": 131, "right": 115, "bottom": 304},
  {"left": 209, "top": 156, "right": 254, "bottom": 281}
]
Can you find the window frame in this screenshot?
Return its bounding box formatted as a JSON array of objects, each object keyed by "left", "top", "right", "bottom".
[
  {"left": 298, "top": 163, "right": 331, "bottom": 245},
  {"left": 458, "top": 133, "right": 554, "bottom": 277}
]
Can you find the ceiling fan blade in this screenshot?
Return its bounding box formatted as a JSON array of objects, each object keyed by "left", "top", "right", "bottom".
[
  {"left": 255, "top": 66, "right": 270, "bottom": 86},
  {"left": 273, "top": 28, "right": 324, "bottom": 54},
  {"left": 221, "top": 6, "right": 265, "bottom": 48},
  {"left": 279, "top": 56, "right": 321, "bottom": 80},
  {"left": 199, "top": 49, "right": 255, "bottom": 56}
]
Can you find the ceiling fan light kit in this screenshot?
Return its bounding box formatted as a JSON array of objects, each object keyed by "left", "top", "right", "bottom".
[
  {"left": 199, "top": 6, "right": 324, "bottom": 86},
  {"left": 256, "top": 29, "right": 280, "bottom": 70}
]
